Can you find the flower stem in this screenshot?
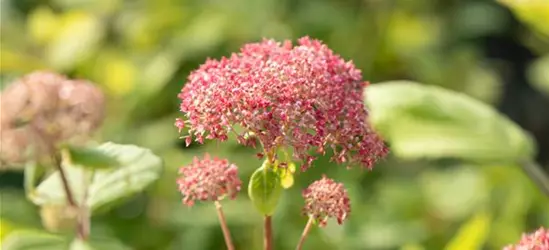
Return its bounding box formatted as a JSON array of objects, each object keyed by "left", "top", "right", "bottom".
[
  {"left": 214, "top": 201, "right": 235, "bottom": 250},
  {"left": 295, "top": 217, "right": 314, "bottom": 250},
  {"left": 264, "top": 216, "right": 273, "bottom": 250},
  {"left": 53, "top": 153, "right": 76, "bottom": 207}
]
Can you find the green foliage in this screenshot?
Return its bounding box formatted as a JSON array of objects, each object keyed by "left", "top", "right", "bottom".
[
  {"left": 444, "top": 211, "right": 491, "bottom": 250},
  {"left": 2, "top": 0, "right": 548, "bottom": 249},
  {"left": 28, "top": 142, "right": 163, "bottom": 213},
  {"left": 1, "top": 231, "right": 67, "bottom": 250},
  {"left": 248, "top": 161, "right": 283, "bottom": 216},
  {"left": 528, "top": 56, "right": 549, "bottom": 98},
  {"left": 365, "top": 81, "right": 536, "bottom": 163},
  {"left": 62, "top": 145, "right": 119, "bottom": 170},
  {"left": 498, "top": 0, "right": 549, "bottom": 36}
]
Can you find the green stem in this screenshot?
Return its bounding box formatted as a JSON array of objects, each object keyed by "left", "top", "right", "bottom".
[{"left": 520, "top": 160, "right": 549, "bottom": 198}]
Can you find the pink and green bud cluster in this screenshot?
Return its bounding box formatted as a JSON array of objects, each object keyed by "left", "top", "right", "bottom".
[
  {"left": 176, "top": 37, "right": 388, "bottom": 171},
  {"left": 504, "top": 227, "right": 549, "bottom": 250},
  {"left": 302, "top": 175, "right": 351, "bottom": 227},
  {"left": 177, "top": 155, "right": 242, "bottom": 207}
]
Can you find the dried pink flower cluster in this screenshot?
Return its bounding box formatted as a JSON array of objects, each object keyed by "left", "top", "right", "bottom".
[
  {"left": 177, "top": 155, "right": 242, "bottom": 207},
  {"left": 0, "top": 71, "right": 105, "bottom": 168},
  {"left": 176, "top": 37, "right": 388, "bottom": 171},
  {"left": 302, "top": 175, "right": 350, "bottom": 227},
  {"left": 504, "top": 227, "right": 549, "bottom": 250}
]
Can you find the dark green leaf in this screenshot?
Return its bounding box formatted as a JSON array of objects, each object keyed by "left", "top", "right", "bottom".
[
  {"left": 248, "top": 161, "right": 283, "bottom": 216},
  {"left": 63, "top": 145, "right": 119, "bottom": 170}
]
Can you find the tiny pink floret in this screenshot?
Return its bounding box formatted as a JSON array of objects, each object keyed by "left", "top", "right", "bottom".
[{"left": 177, "top": 154, "right": 242, "bottom": 207}]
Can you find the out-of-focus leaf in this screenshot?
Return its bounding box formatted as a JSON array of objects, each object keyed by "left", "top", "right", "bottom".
[
  {"left": 248, "top": 161, "right": 283, "bottom": 216},
  {"left": 30, "top": 143, "right": 163, "bottom": 213},
  {"left": 421, "top": 167, "right": 488, "bottom": 220},
  {"left": 45, "top": 11, "right": 104, "bottom": 70},
  {"left": 528, "top": 56, "right": 549, "bottom": 97},
  {"left": 87, "top": 142, "right": 163, "bottom": 212},
  {"left": 0, "top": 48, "right": 47, "bottom": 73},
  {"left": 30, "top": 164, "right": 87, "bottom": 206},
  {"left": 27, "top": 6, "right": 59, "bottom": 45},
  {"left": 386, "top": 11, "right": 441, "bottom": 55},
  {"left": 69, "top": 237, "right": 130, "bottom": 250},
  {"left": 69, "top": 239, "right": 92, "bottom": 250},
  {"left": 24, "top": 162, "right": 43, "bottom": 199},
  {"left": 0, "top": 219, "right": 15, "bottom": 242},
  {"left": 1, "top": 231, "right": 67, "bottom": 250},
  {"left": 365, "top": 81, "right": 536, "bottom": 163},
  {"left": 62, "top": 145, "right": 120, "bottom": 170},
  {"left": 92, "top": 50, "right": 137, "bottom": 96},
  {"left": 444, "top": 211, "right": 491, "bottom": 250},
  {"left": 498, "top": 0, "right": 549, "bottom": 36},
  {"left": 39, "top": 204, "right": 78, "bottom": 233}
]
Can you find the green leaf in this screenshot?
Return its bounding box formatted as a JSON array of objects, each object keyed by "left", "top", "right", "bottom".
[
  {"left": 248, "top": 161, "right": 283, "bottom": 216},
  {"left": 68, "top": 237, "right": 130, "bottom": 250},
  {"left": 62, "top": 145, "right": 119, "bottom": 169},
  {"left": 30, "top": 164, "right": 88, "bottom": 206},
  {"left": 24, "top": 161, "right": 43, "bottom": 200},
  {"left": 444, "top": 211, "right": 491, "bottom": 250},
  {"left": 29, "top": 142, "right": 163, "bottom": 213},
  {"left": 68, "top": 239, "right": 93, "bottom": 250},
  {"left": 365, "top": 81, "right": 536, "bottom": 163},
  {"left": 528, "top": 56, "right": 549, "bottom": 98},
  {"left": 1, "top": 230, "right": 67, "bottom": 250},
  {"left": 86, "top": 142, "right": 163, "bottom": 211}
]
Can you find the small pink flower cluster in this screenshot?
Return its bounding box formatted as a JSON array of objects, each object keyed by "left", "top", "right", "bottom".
[
  {"left": 176, "top": 37, "right": 387, "bottom": 171},
  {"left": 504, "top": 227, "right": 549, "bottom": 250},
  {"left": 302, "top": 175, "right": 351, "bottom": 226},
  {"left": 177, "top": 154, "right": 242, "bottom": 207}
]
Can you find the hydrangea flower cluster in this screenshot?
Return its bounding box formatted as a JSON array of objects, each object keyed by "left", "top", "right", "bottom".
[
  {"left": 176, "top": 37, "right": 388, "bottom": 171},
  {"left": 177, "top": 154, "right": 242, "bottom": 207},
  {"left": 0, "top": 71, "right": 105, "bottom": 167},
  {"left": 302, "top": 175, "right": 351, "bottom": 226},
  {"left": 503, "top": 227, "right": 549, "bottom": 250}
]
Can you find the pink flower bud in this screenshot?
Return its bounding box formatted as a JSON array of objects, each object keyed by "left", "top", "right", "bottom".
[{"left": 302, "top": 175, "right": 350, "bottom": 227}]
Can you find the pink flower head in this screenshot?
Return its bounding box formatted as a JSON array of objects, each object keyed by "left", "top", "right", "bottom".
[
  {"left": 176, "top": 37, "right": 388, "bottom": 171},
  {"left": 177, "top": 154, "right": 241, "bottom": 207},
  {"left": 302, "top": 175, "right": 350, "bottom": 227},
  {"left": 504, "top": 227, "right": 549, "bottom": 250}
]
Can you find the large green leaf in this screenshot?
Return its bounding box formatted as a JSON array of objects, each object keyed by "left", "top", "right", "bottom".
[
  {"left": 86, "top": 142, "right": 163, "bottom": 211},
  {"left": 364, "top": 81, "right": 536, "bottom": 163},
  {"left": 29, "top": 142, "right": 163, "bottom": 213},
  {"left": 1, "top": 231, "right": 67, "bottom": 250},
  {"left": 248, "top": 161, "right": 283, "bottom": 216}
]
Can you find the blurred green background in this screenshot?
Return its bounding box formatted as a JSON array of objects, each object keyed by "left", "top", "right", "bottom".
[{"left": 1, "top": 0, "right": 549, "bottom": 249}]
